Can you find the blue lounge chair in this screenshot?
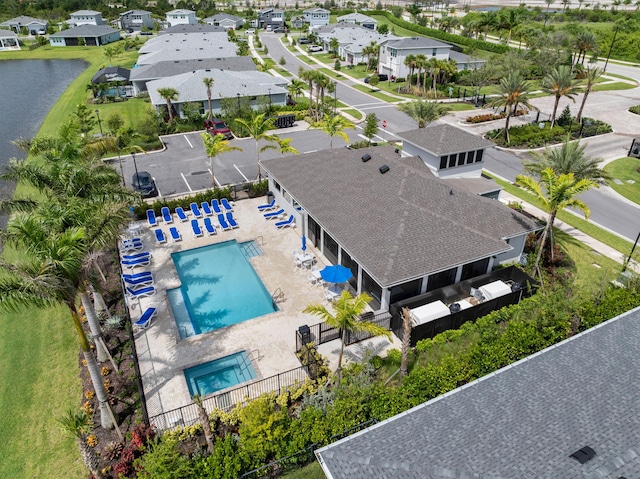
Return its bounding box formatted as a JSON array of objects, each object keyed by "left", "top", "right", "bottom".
[
  {"left": 211, "top": 199, "right": 222, "bottom": 214},
  {"left": 275, "top": 215, "right": 295, "bottom": 229},
  {"left": 122, "top": 251, "right": 151, "bottom": 260},
  {"left": 169, "top": 226, "right": 182, "bottom": 242},
  {"left": 225, "top": 212, "right": 239, "bottom": 229},
  {"left": 217, "top": 214, "right": 231, "bottom": 231},
  {"left": 121, "top": 239, "right": 144, "bottom": 252},
  {"left": 257, "top": 199, "right": 276, "bottom": 211},
  {"left": 191, "top": 219, "right": 203, "bottom": 238},
  {"left": 124, "top": 275, "right": 154, "bottom": 287},
  {"left": 175, "top": 207, "right": 188, "bottom": 222},
  {"left": 264, "top": 208, "right": 285, "bottom": 220},
  {"left": 126, "top": 285, "right": 155, "bottom": 298},
  {"left": 201, "top": 202, "right": 213, "bottom": 216},
  {"left": 123, "top": 271, "right": 152, "bottom": 281},
  {"left": 122, "top": 256, "right": 151, "bottom": 269},
  {"left": 203, "top": 217, "right": 216, "bottom": 236},
  {"left": 221, "top": 198, "right": 233, "bottom": 212},
  {"left": 190, "top": 202, "right": 203, "bottom": 219},
  {"left": 134, "top": 307, "right": 157, "bottom": 329},
  {"left": 146, "top": 209, "right": 158, "bottom": 227},
  {"left": 154, "top": 229, "right": 166, "bottom": 244},
  {"left": 161, "top": 206, "right": 173, "bottom": 224}
]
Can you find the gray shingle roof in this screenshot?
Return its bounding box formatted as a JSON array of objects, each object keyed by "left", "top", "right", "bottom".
[
  {"left": 399, "top": 124, "right": 496, "bottom": 157},
  {"left": 0, "top": 15, "right": 47, "bottom": 26},
  {"left": 386, "top": 36, "right": 451, "bottom": 49},
  {"left": 337, "top": 12, "right": 377, "bottom": 23},
  {"left": 137, "top": 32, "right": 237, "bottom": 65},
  {"left": 0, "top": 30, "right": 18, "bottom": 38},
  {"left": 50, "top": 25, "right": 118, "bottom": 38},
  {"left": 441, "top": 177, "right": 502, "bottom": 197},
  {"left": 71, "top": 10, "right": 102, "bottom": 15},
  {"left": 159, "top": 24, "right": 225, "bottom": 34},
  {"left": 203, "top": 13, "right": 243, "bottom": 22},
  {"left": 304, "top": 7, "right": 330, "bottom": 13},
  {"left": 262, "top": 146, "right": 537, "bottom": 287},
  {"left": 316, "top": 305, "right": 640, "bottom": 479},
  {"left": 167, "top": 9, "right": 195, "bottom": 15},
  {"left": 130, "top": 57, "right": 256, "bottom": 81}
]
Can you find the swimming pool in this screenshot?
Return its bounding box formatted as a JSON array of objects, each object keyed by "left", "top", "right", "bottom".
[
  {"left": 168, "top": 240, "right": 276, "bottom": 338},
  {"left": 184, "top": 351, "right": 257, "bottom": 397}
]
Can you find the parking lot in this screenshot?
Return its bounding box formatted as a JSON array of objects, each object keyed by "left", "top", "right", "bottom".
[{"left": 115, "top": 121, "right": 378, "bottom": 198}]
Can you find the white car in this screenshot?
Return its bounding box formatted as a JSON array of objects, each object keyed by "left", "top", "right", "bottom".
[
  {"left": 246, "top": 29, "right": 255, "bottom": 35},
  {"left": 308, "top": 45, "right": 323, "bottom": 53}
]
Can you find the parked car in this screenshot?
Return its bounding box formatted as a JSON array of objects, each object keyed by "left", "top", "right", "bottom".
[
  {"left": 132, "top": 171, "right": 158, "bottom": 198},
  {"left": 273, "top": 27, "right": 286, "bottom": 33},
  {"left": 246, "top": 28, "right": 255, "bottom": 35},
  {"left": 266, "top": 25, "right": 273, "bottom": 32},
  {"left": 140, "top": 31, "right": 153, "bottom": 35},
  {"left": 298, "top": 37, "right": 310, "bottom": 44},
  {"left": 364, "top": 74, "right": 389, "bottom": 83},
  {"left": 204, "top": 118, "right": 233, "bottom": 140},
  {"left": 308, "top": 45, "right": 323, "bottom": 52}
]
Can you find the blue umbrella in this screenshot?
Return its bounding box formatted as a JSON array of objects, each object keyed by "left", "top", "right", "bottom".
[
  {"left": 320, "top": 265, "right": 352, "bottom": 284},
  {"left": 301, "top": 235, "right": 307, "bottom": 251}
]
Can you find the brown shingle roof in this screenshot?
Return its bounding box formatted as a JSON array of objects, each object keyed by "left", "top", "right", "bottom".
[
  {"left": 399, "top": 124, "right": 495, "bottom": 156},
  {"left": 262, "top": 146, "right": 537, "bottom": 287}
]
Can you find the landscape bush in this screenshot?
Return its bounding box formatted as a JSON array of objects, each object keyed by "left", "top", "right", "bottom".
[
  {"left": 629, "top": 105, "right": 640, "bottom": 115},
  {"left": 489, "top": 118, "right": 612, "bottom": 148}
]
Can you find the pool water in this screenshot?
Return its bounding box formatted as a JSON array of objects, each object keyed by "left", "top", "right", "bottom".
[
  {"left": 184, "top": 351, "right": 256, "bottom": 397},
  {"left": 169, "top": 240, "right": 276, "bottom": 338}
]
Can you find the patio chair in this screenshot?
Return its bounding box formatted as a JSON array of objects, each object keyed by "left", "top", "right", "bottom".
[
  {"left": 225, "top": 212, "right": 239, "bottom": 229},
  {"left": 190, "top": 202, "right": 203, "bottom": 219},
  {"left": 122, "top": 251, "right": 151, "bottom": 261},
  {"left": 161, "top": 206, "right": 173, "bottom": 224},
  {"left": 217, "top": 214, "right": 232, "bottom": 231},
  {"left": 121, "top": 239, "right": 144, "bottom": 252},
  {"left": 201, "top": 201, "right": 213, "bottom": 216},
  {"left": 275, "top": 215, "right": 295, "bottom": 229},
  {"left": 175, "top": 207, "right": 188, "bottom": 222},
  {"left": 211, "top": 199, "right": 223, "bottom": 214},
  {"left": 124, "top": 275, "right": 154, "bottom": 287},
  {"left": 146, "top": 209, "right": 158, "bottom": 227},
  {"left": 133, "top": 307, "right": 157, "bottom": 330},
  {"left": 169, "top": 226, "right": 182, "bottom": 242},
  {"left": 191, "top": 219, "right": 203, "bottom": 238},
  {"left": 203, "top": 217, "right": 216, "bottom": 236},
  {"left": 263, "top": 208, "right": 285, "bottom": 220},
  {"left": 123, "top": 271, "right": 152, "bottom": 281},
  {"left": 154, "top": 228, "right": 166, "bottom": 244},
  {"left": 221, "top": 198, "right": 233, "bottom": 212},
  {"left": 324, "top": 289, "right": 336, "bottom": 302},
  {"left": 121, "top": 256, "right": 151, "bottom": 269},
  {"left": 126, "top": 285, "right": 155, "bottom": 298},
  {"left": 257, "top": 199, "right": 276, "bottom": 211}
]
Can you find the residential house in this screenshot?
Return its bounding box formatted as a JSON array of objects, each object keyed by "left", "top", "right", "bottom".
[
  {"left": 316, "top": 24, "right": 395, "bottom": 66},
  {"left": 261, "top": 137, "right": 537, "bottom": 311},
  {"left": 0, "top": 30, "right": 20, "bottom": 50},
  {"left": 0, "top": 15, "right": 48, "bottom": 34},
  {"left": 68, "top": 10, "right": 106, "bottom": 27},
  {"left": 165, "top": 10, "right": 197, "bottom": 27},
  {"left": 90, "top": 66, "right": 132, "bottom": 97},
  {"left": 291, "top": 16, "right": 305, "bottom": 30},
  {"left": 203, "top": 13, "right": 244, "bottom": 30},
  {"left": 147, "top": 69, "right": 288, "bottom": 118},
  {"left": 129, "top": 57, "right": 257, "bottom": 95},
  {"left": 256, "top": 8, "right": 285, "bottom": 29},
  {"left": 337, "top": 12, "right": 377, "bottom": 30},
  {"left": 118, "top": 10, "right": 154, "bottom": 32},
  {"left": 303, "top": 8, "right": 330, "bottom": 28},
  {"left": 49, "top": 25, "right": 120, "bottom": 46},
  {"left": 379, "top": 36, "right": 484, "bottom": 79},
  {"left": 316, "top": 305, "right": 640, "bottom": 479},
  {"left": 135, "top": 32, "right": 237, "bottom": 65}
]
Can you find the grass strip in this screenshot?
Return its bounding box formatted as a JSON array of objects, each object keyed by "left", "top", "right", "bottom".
[
  {"left": 603, "top": 157, "right": 640, "bottom": 205},
  {"left": 342, "top": 109, "right": 363, "bottom": 120},
  {"left": 351, "top": 84, "right": 403, "bottom": 102},
  {"left": 592, "top": 81, "right": 637, "bottom": 92}
]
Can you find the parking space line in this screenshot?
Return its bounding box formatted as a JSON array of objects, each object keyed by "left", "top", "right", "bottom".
[
  {"left": 234, "top": 164, "right": 249, "bottom": 182},
  {"left": 180, "top": 173, "right": 193, "bottom": 192},
  {"left": 208, "top": 169, "right": 223, "bottom": 188},
  {"left": 153, "top": 177, "right": 162, "bottom": 198},
  {"left": 304, "top": 150, "right": 317, "bottom": 154},
  {"left": 183, "top": 135, "right": 193, "bottom": 148}
]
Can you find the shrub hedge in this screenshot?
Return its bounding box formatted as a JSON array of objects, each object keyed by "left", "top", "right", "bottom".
[{"left": 489, "top": 118, "right": 612, "bottom": 148}]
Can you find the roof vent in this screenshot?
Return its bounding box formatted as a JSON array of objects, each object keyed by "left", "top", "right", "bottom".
[
  {"left": 570, "top": 446, "right": 596, "bottom": 464},
  {"left": 361, "top": 154, "right": 371, "bottom": 162},
  {"left": 379, "top": 165, "right": 390, "bottom": 174}
]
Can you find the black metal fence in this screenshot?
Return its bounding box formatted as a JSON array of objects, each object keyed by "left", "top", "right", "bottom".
[
  {"left": 148, "top": 365, "right": 309, "bottom": 432},
  {"left": 239, "top": 419, "right": 378, "bottom": 479},
  {"left": 295, "top": 311, "right": 392, "bottom": 353}
]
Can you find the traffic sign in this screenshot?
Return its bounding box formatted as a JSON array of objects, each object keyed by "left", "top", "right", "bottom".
[{"left": 382, "top": 119, "right": 387, "bottom": 129}]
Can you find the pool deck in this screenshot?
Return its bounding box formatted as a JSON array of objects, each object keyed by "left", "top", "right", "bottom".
[{"left": 126, "top": 197, "right": 401, "bottom": 417}]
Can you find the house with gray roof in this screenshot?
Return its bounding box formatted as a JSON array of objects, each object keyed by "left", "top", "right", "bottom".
[
  {"left": 303, "top": 8, "right": 330, "bottom": 28},
  {"left": 316, "top": 24, "right": 396, "bottom": 66},
  {"left": 0, "top": 30, "right": 20, "bottom": 50},
  {"left": 118, "top": 10, "right": 154, "bottom": 32},
  {"left": 129, "top": 57, "right": 257, "bottom": 95},
  {"left": 49, "top": 25, "right": 120, "bottom": 46},
  {"left": 68, "top": 10, "right": 106, "bottom": 26},
  {"left": 337, "top": 12, "right": 377, "bottom": 30},
  {"left": 203, "top": 13, "right": 244, "bottom": 30},
  {"left": 165, "top": 9, "right": 197, "bottom": 27},
  {"left": 0, "top": 15, "right": 48, "bottom": 34},
  {"left": 135, "top": 32, "right": 237, "bottom": 65},
  {"left": 316, "top": 304, "right": 640, "bottom": 479},
  {"left": 256, "top": 7, "right": 285, "bottom": 29},
  {"left": 261, "top": 141, "right": 537, "bottom": 311},
  {"left": 147, "top": 69, "right": 287, "bottom": 118}
]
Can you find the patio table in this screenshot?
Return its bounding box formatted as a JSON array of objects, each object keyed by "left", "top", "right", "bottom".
[{"left": 295, "top": 253, "right": 314, "bottom": 267}]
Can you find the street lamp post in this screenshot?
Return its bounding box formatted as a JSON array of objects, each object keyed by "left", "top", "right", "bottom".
[
  {"left": 236, "top": 92, "right": 241, "bottom": 116},
  {"left": 268, "top": 87, "right": 272, "bottom": 112},
  {"left": 95, "top": 109, "right": 103, "bottom": 137},
  {"left": 334, "top": 81, "right": 337, "bottom": 115}
]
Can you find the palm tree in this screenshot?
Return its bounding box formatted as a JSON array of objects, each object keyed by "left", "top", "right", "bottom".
[
  {"left": 287, "top": 79, "right": 305, "bottom": 99},
  {"left": 523, "top": 135, "right": 610, "bottom": 185},
  {"left": 400, "top": 307, "right": 412, "bottom": 378},
  {"left": 397, "top": 100, "right": 449, "bottom": 128},
  {"left": 362, "top": 41, "right": 378, "bottom": 71},
  {"left": 273, "top": 135, "right": 300, "bottom": 156},
  {"left": 541, "top": 65, "right": 581, "bottom": 128},
  {"left": 157, "top": 87, "right": 179, "bottom": 122},
  {"left": 404, "top": 54, "right": 417, "bottom": 87},
  {"left": 573, "top": 31, "right": 598, "bottom": 66},
  {"left": 58, "top": 409, "right": 103, "bottom": 479},
  {"left": 544, "top": 0, "right": 555, "bottom": 26},
  {"left": 329, "top": 37, "right": 339, "bottom": 57},
  {"left": 576, "top": 66, "right": 604, "bottom": 123},
  {"left": 310, "top": 113, "right": 355, "bottom": 149},
  {"left": 488, "top": 72, "right": 534, "bottom": 143},
  {"left": 303, "top": 291, "right": 390, "bottom": 375},
  {"left": 200, "top": 132, "right": 242, "bottom": 186},
  {"left": 415, "top": 54, "right": 427, "bottom": 91},
  {"left": 498, "top": 8, "right": 522, "bottom": 45},
  {"left": 202, "top": 77, "right": 214, "bottom": 120},
  {"left": 234, "top": 113, "right": 277, "bottom": 180},
  {"left": 299, "top": 68, "right": 316, "bottom": 118},
  {"left": 515, "top": 168, "right": 597, "bottom": 275}
]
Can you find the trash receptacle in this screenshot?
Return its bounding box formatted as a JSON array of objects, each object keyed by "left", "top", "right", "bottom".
[
  {"left": 298, "top": 325, "right": 310, "bottom": 345},
  {"left": 266, "top": 191, "right": 274, "bottom": 203}
]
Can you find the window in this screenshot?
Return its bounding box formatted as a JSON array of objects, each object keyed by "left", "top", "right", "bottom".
[
  {"left": 390, "top": 48, "right": 397, "bottom": 58},
  {"left": 475, "top": 149, "right": 484, "bottom": 163},
  {"left": 362, "top": 269, "right": 382, "bottom": 310},
  {"left": 466, "top": 151, "right": 475, "bottom": 164},
  {"left": 323, "top": 233, "right": 338, "bottom": 265},
  {"left": 440, "top": 155, "right": 447, "bottom": 169},
  {"left": 426, "top": 267, "right": 457, "bottom": 292},
  {"left": 432, "top": 48, "right": 437, "bottom": 56},
  {"left": 460, "top": 258, "right": 489, "bottom": 281},
  {"left": 340, "top": 250, "right": 359, "bottom": 290},
  {"left": 457, "top": 152, "right": 466, "bottom": 166},
  {"left": 308, "top": 216, "right": 321, "bottom": 248},
  {"left": 448, "top": 154, "right": 457, "bottom": 168},
  {"left": 390, "top": 278, "right": 422, "bottom": 304},
  {"left": 273, "top": 180, "right": 281, "bottom": 192}
]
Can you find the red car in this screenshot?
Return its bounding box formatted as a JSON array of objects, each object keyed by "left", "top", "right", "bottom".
[{"left": 204, "top": 118, "right": 233, "bottom": 140}]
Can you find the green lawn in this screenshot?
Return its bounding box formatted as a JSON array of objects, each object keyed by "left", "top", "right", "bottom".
[
  {"left": 298, "top": 54, "right": 316, "bottom": 65},
  {"left": 370, "top": 14, "right": 424, "bottom": 38},
  {"left": 593, "top": 81, "right": 638, "bottom": 92},
  {"left": 604, "top": 157, "right": 640, "bottom": 205},
  {"left": 352, "top": 84, "right": 403, "bottom": 102},
  {"left": 282, "top": 461, "right": 325, "bottom": 479},
  {"left": 312, "top": 53, "right": 334, "bottom": 64},
  {"left": 342, "top": 108, "right": 363, "bottom": 120},
  {"left": 445, "top": 102, "right": 477, "bottom": 111},
  {"left": 94, "top": 97, "right": 153, "bottom": 133}
]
